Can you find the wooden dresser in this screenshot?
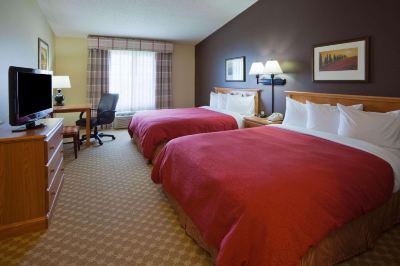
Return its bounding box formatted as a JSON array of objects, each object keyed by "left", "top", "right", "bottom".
[{"left": 0, "top": 118, "right": 64, "bottom": 239}]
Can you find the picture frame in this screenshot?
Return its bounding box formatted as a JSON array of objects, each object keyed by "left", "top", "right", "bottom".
[
  {"left": 225, "top": 56, "right": 246, "bottom": 82},
  {"left": 312, "top": 37, "right": 369, "bottom": 82},
  {"left": 38, "top": 38, "right": 49, "bottom": 70}
]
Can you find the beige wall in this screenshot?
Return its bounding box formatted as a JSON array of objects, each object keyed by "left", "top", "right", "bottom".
[
  {"left": 0, "top": 0, "right": 55, "bottom": 124},
  {"left": 0, "top": 2, "right": 194, "bottom": 125},
  {"left": 172, "top": 44, "right": 195, "bottom": 108},
  {"left": 53, "top": 39, "right": 195, "bottom": 125},
  {"left": 54, "top": 37, "right": 87, "bottom": 125}
]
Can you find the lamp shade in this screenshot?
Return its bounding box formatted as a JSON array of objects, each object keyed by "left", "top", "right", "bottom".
[
  {"left": 249, "top": 62, "right": 265, "bottom": 75},
  {"left": 264, "top": 60, "right": 283, "bottom": 75},
  {"left": 52, "top": 76, "right": 71, "bottom": 89}
]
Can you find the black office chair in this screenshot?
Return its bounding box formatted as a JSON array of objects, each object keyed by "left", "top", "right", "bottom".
[{"left": 76, "top": 93, "right": 119, "bottom": 145}]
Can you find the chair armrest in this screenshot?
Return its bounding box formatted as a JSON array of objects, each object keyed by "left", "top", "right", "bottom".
[{"left": 79, "top": 109, "right": 96, "bottom": 119}]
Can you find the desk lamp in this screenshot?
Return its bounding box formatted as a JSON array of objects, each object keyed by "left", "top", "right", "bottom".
[{"left": 52, "top": 75, "right": 71, "bottom": 106}]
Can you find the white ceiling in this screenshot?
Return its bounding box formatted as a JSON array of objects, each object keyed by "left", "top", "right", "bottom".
[{"left": 36, "top": 0, "right": 257, "bottom": 44}]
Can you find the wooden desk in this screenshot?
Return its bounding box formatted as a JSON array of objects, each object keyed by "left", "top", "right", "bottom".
[{"left": 53, "top": 104, "right": 92, "bottom": 147}]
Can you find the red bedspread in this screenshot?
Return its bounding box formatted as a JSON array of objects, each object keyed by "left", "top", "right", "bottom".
[
  {"left": 152, "top": 126, "right": 394, "bottom": 265},
  {"left": 128, "top": 108, "right": 238, "bottom": 160}
]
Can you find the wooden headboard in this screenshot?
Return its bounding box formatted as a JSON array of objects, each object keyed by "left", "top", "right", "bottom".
[
  {"left": 214, "top": 87, "right": 261, "bottom": 115},
  {"left": 286, "top": 91, "right": 400, "bottom": 113}
]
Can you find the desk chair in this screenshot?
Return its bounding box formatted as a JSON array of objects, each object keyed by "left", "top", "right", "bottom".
[{"left": 76, "top": 93, "right": 119, "bottom": 145}]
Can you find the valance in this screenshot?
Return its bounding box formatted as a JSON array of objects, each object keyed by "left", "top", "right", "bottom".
[{"left": 88, "top": 36, "right": 173, "bottom": 53}]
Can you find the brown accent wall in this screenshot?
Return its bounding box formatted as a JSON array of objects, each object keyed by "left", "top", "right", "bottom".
[{"left": 195, "top": 0, "right": 400, "bottom": 114}]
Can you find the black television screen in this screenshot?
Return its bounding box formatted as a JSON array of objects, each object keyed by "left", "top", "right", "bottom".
[
  {"left": 9, "top": 66, "right": 53, "bottom": 127},
  {"left": 18, "top": 72, "right": 52, "bottom": 117}
]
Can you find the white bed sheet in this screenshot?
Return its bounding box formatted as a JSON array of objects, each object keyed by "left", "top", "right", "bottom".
[
  {"left": 200, "top": 106, "right": 245, "bottom": 128},
  {"left": 271, "top": 124, "right": 400, "bottom": 193}
]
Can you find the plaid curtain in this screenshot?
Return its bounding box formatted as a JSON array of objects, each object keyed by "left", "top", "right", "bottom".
[
  {"left": 87, "top": 49, "right": 110, "bottom": 117},
  {"left": 155, "top": 53, "right": 172, "bottom": 109},
  {"left": 88, "top": 35, "right": 173, "bottom": 53}
]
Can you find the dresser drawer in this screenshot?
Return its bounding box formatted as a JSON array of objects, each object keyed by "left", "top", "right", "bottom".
[
  {"left": 47, "top": 162, "right": 64, "bottom": 214},
  {"left": 45, "top": 124, "right": 63, "bottom": 162},
  {"left": 46, "top": 141, "right": 63, "bottom": 186}
]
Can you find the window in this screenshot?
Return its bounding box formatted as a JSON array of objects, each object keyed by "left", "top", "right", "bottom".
[{"left": 109, "top": 50, "right": 156, "bottom": 112}]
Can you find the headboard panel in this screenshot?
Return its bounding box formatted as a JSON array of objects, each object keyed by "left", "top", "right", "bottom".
[
  {"left": 286, "top": 91, "right": 400, "bottom": 113},
  {"left": 214, "top": 87, "right": 261, "bottom": 115}
]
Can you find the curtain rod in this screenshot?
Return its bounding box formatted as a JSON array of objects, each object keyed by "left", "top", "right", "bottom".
[{"left": 87, "top": 35, "right": 173, "bottom": 44}]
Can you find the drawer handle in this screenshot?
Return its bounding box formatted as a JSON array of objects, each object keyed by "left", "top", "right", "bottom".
[
  {"left": 51, "top": 191, "right": 56, "bottom": 195},
  {"left": 50, "top": 169, "right": 55, "bottom": 174},
  {"left": 60, "top": 168, "right": 65, "bottom": 172},
  {"left": 60, "top": 150, "right": 64, "bottom": 154},
  {"left": 49, "top": 146, "right": 55, "bottom": 150}
]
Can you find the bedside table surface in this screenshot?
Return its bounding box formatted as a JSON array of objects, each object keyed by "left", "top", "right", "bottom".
[{"left": 244, "top": 116, "right": 283, "bottom": 125}]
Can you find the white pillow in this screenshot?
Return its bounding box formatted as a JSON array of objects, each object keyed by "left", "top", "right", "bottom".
[
  {"left": 210, "top": 92, "right": 218, "bottom": 108},
  {"left": 283, "top": 97, "right": 307, "bottom": 127},
  {"left": 306, "top": 101, "right": 363, "bottom": 134},
  {"left": 337, "top": 104, "right": 400, "bottom": 149},
  {"left": 226, "top": 94, "right": 255, "bottom": 116},
  {"left": 217, "top": 93, "right": 228, "bottom": 110}
]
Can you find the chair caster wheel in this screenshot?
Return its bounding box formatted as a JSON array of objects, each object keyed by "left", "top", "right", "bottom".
[{"left": 112, "top": 137, "right": 116, "bottom": 140}]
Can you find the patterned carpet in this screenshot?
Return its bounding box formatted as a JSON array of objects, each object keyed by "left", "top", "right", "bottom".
[{"left": 0, "top": 130, "right": 399, "bottom": 265}]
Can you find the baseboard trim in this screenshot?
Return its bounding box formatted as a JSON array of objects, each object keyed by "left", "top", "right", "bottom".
[{"left": 0, "top": 217, "right": 48, "bottom": 239}]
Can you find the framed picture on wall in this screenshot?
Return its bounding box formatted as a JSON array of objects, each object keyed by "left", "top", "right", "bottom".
[
  {"left": 313, "top": 37, "right": 369, "bottom": 82},
  {"left": 38, "top": 38, "right": 49, "bottom": 70},
  {"left": 225, "top": 56, "right": 246, "bottom": 82}
]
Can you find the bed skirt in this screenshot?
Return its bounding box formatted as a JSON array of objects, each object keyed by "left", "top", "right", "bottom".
[
  {"left": 131, "top": 133, "right": 166, "bottom": 164},
  {"left": 165, "top": 191, "right": 400, "bottom": 265}
]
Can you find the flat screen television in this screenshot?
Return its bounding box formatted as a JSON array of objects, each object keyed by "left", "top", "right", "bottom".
[{"left": 9, "top": 66, "right": 53, "bottom": 130}]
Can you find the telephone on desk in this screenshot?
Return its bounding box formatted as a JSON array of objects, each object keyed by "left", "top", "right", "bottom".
[{"left": 259, "top": 111, "right": 284, "bottom": 122}]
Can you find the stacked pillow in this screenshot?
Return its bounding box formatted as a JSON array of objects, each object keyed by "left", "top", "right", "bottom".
[
  {"left": 217, "top": 93, "right": 228, "bottom": 110},
  {"left": 283, "top": 96, "right": 400, "bottom": 149},
  {"left": 282, "top": 97, "right": 309, "bottom": 128},
  {"left": 337, "top": 104, "right": 400, "bottom": 149},
  {"left": 210, "top": 92, "right": 218, "bottom": 109},
  {"left": 283, "top": 96, "right": 362, "bottom": 132},
  {"left": 226, "top": 94, "right": 254, "bottom": 116},
  {"left": 306, "top": 101, "right": 363, "bottom": 134},
  {"left": 209, "top": 92, "right": 255, "bottom": 116}
]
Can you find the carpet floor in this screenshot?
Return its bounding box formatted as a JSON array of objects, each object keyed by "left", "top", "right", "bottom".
[{"left": 0, "top": 130, "right": 399, "bottom": 265}]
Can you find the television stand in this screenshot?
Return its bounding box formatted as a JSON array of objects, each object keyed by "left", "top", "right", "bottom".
[
  {"left": 0, "top": 118, "right": 64, "bottom": 239},
  {"left": 11, "top": 121, "right": 46, "bottom": 132}
]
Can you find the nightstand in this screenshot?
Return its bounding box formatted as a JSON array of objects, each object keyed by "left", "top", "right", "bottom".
[{"left": 243, "top": 116, "right": 283, "bottom": 128}]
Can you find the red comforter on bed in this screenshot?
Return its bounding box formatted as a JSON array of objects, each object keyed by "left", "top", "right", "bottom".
[
  {"left": 128, "top": 108, "right": 238, "bottom": 160},
  {"left": 152, "top": 126, "right": 394, "bottom": 266}
]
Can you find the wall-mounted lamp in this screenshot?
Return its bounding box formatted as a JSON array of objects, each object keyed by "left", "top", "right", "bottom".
[
  {"left": 264, "top": 60, "right": 284, "bottom": 113},
  {"left": 249, "top": 62, "right": 265, "bottom": 84},
  {"left": 249, "top": 60, "right": 286, "bottom": 113}
]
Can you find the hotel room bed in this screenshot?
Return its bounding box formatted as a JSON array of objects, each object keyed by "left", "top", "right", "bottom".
[
  {"left": 128, "top": 87, "right": 260, "bottom": 162},
  {"left": 151, "top": 91, "right": 400, "bottom": 265}
]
